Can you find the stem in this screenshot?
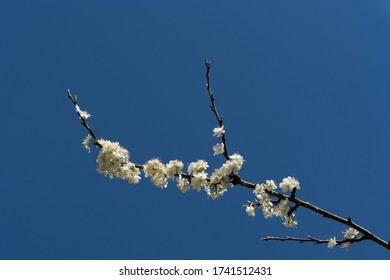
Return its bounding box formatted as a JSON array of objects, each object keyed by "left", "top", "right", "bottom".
[{"left": 205, "top": 59, "right": 230, "bottom": 160}]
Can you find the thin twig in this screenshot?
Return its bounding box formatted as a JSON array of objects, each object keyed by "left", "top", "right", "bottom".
[
  {"left": 67, "top": 89, "right": 103, "bottom": 148},
  {"left": 261, "top": 235, "right": 368, "bottom": 247},
  {"left": 205, "top": 59, "right": 230, "bottom": 160}
]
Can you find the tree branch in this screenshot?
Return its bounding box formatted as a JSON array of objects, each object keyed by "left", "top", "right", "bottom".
[
  {"left": 67, "top": 89, "right": 103, "bottom": 148},
  {"left": 261, "top": 235, "right": 368, "bottom": 248},
  {"left": 67, "top": 60, "right": 390, "bottom": 252},
  {"left": 205, "top": 59, "right": 230, "bottom": 160},
  {"left": 235, "top": 176, "right": 390, "bottom": 250}
]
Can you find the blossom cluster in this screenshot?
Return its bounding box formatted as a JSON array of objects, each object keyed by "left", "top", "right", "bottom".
[
  {"left": 96, "top": 139, "right": 141, "bottom": 184},
  {"left": 327, "top": 227, "right": 360, "bottom": 250},
  {"left": 84, "top": 125, "right": 246, "bottom": 200},
  {"left": 245, "top": 178, "right": 299, "bottom": 228}
]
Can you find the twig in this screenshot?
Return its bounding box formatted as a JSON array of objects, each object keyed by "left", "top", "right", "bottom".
[
  {"left": 205, "top": 59, "right": 230, "bottom": 160},
  {"left": 261, "top": 235, "right": 368, "bottom": 247},
  {"left": 67, "top": 89, "right": 103, "bottom": 148}
]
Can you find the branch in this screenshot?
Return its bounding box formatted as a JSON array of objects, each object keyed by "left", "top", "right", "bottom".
[
  {"left": 68, "top": 60, "right": 390, "bottom": 252},
  {"left": 67, "top": 89, "right": 102, "bottom": 148},
  {"left": 236, "top": 176, "right": 390, "bottom": 250},
  {"left": 205, "top": 59, "right": 230, "bottom": 160},
  {"left": 261, "top": 235, "right": 368, "bottom": 248}
]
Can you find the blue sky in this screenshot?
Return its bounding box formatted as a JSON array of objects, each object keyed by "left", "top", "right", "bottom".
[{"left": 1, "top": 0, "right": 389, "bottom": 259}]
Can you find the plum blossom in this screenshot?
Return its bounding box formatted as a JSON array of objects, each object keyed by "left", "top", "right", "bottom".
[
  {"left": 279, "top": 176, "right": 300, "bottom": 192},
  {"left": 328, "top": 237, "right": 337, "bottom": 248},
  {"left": 188, "top": 160, "right": 209, "bottom": 175},
  {"left": 343, "top": 228, "right": 359, "bottom": 239},
  {"left": 205, "top": 185, "right": 227, "bottom": 200},
  {"left": 176, "top": 175, "right": 190, "bottom": 193},
  {"left": 190, "top": 172, "right": 208, "bottom": 191},
  {"left": 75, "top": 104, "right": 91, "bottom": 120},
  {"left": 213, "top": 143, "right": 224, "bottom": 155},
  {"left": 264, "top": 180, "right": 277, "bottom": 191},
  {"left": 82, "top": 134, "right": 92, "bottom": 153},
  {"left": 96, "top": 139, "right": 140, "bottom": 184},
  {"left": 144, "top": 158, "right": 168, "bottom": 188},
  {"left": 166, "top": 160, "right": 184, "bottom": 179},
  {"left": 212, "top": 126, "right": 225, "bottom": 137},
  {"left": 246, "top": 204, "right": 256, "bottom": 217}
]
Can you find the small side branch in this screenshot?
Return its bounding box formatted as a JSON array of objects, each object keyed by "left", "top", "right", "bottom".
[
  {"left": 67, "top": 89, "right": 102, "bottom": 148},
  {"left": 205, "top": 59, "right": 230, "bottom": 160},
  {"left": 262, "top": 235, "right": 368, "bottom": 248},
  {"left": 236, "top": 177, "right": 390, "bottom": 250}
]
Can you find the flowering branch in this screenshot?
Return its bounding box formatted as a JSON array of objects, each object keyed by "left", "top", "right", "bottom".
[
  {"left": 262, "top": 235, "right": 369, "bottom": 249},
  {"left": 68, "top": 60, "right": 390, "bottom": 252},
  {"left": 67, "top": 90, "right": 102, "bottom": 148},
  {"left": 205, "top": 59, "right": 229, "bottom": 160},
  {"left": 235, "top": 177, "right": 390, "bottom": 250}
]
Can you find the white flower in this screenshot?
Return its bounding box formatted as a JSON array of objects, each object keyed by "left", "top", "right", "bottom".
[
  {"left": 212, "top": 126, "right": 225, "bottom": 137},
  {"left": 328, "top": 237, "right": 337, "bottom": 248},
  {"left": 82, "top": 134, "right": 92, "bottom": 153},
  {"left": 221, "top": 153, "right": 244, "bottom": 175},
  {"left": 278, "top": 198, "right": 290, "bottom": 217},
  {"left": 283, "top": 216, "right": 298, "bottom": 228},
  {"left": 75, "top": 104, "right": 91, "bottom": 120},
  {"left": 143, "top": 158, "right": 165, "bottom": 177},
  {"left": 190, "top": 173, "right": 208, "bottom": 191},
  {"left": 205, "top": 185, "right": 227, "bottom": 200},
  {"left": 341, "top": 242, "right": 351, "bottom": 251},
  {"left": 253, "top": 183, "right": 277, "bottom": 219},
  {"left": 246, "top": 205, "right": 256, "bottom": 217},
  {"left": 188, "top": 160, "right": 209, "bottom": 174},
  {"left": 144, "top": 158, "right": 167, "bottom": 188},
  {"left": 342, "top": 228, "right": 359, "bottom": 239},
  {"left": 210, "top": 168, "right": 232, "bottom": 188},
  {"left": 117, "top": 162, "right": 141, "bottom": 184},
  {"left": 176, "top": 175, "right": 190, "bottom": 193},
  {"left": 279, "top": 176, "right": 300, "bottom": 192},
  {"left": 213, "top": 143, "right": 224, "bottom": 156},
  {"left": 166, "top": 160, "right": 183, "bottom": 179},
  {"left": 96, "top": 139, "right": 140, "bottom": 184},
  {"left": 97, "top": 139, "right": 130, "bottom": 178},
  {"left": 264, "top": 180, "right": 277, "bottom": 191}
]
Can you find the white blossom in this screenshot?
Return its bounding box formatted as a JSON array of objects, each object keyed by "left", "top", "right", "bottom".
[
  {"left": 343, "top": 227, "right": 359, "bottom": 239},
  {"left": 82, "top": 134, "right": 92, "bottom": 153},
  {"left": 213, "top": 143, "right": 224, "bottom": 156},
  {"left": 328, "top": 237, "right": 337, "bottom": 248},
  {"left": 246, "top": 205, "right": 256, "bottom": 217},
  {"left": 144, "top": 158, "right": 167, "bottom": 188},
  {"left": 166, "top": 160, "right": 184, "bottom": 179},
  {"left": 212, "top": 126, "right": 225, "bottom": 137},
  {"left": 278, "top": 198, "right": 290, "bottom": 217},
  {"left": 176, "top": 175, "right": 190, "bottom": 193},
  {"left": 205, "top": 185, "right": 227, "bottom": 200},
  {"left": 283, "top": 215, "right": 298, "bottom": 228},
  {"left": 210, "top": 167, "right": 232, "bottom": 188},
  {"left": 279, "top": 176, "right": 300, "bottom": 192},
  {"left": 96, "top": 139, "right": 140, "bottom": 184},
  {"left": 188, "top": 160, "right": 209, "bottom": 175},
  {"left": 75, "top": 104, "right": 91, "bottom": 120},
  {"left": 190, "top": 172, "right": 208, "bottom": 191},
  {"left": 212, "top": 153, "right": 244, "bottom": 178},
  {"left": 117, "top": 162, "right": 141, "bottom": 184},
  {"left": 254, "top": 184, "right": 277, "bottom": 218},
  {"left": 264, "top": 180, "right": 277, "bottom": 191},
  {"left": 341, "top": 242, "right": 351, "bottom": 251}
]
